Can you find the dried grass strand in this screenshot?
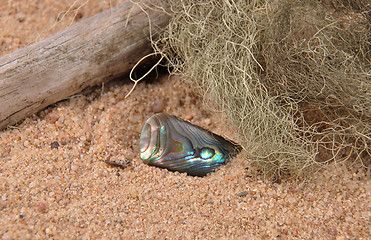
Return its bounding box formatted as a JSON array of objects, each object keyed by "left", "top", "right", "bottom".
[{"left": 151, "top": 0, "right": 370, "bottom": 178}]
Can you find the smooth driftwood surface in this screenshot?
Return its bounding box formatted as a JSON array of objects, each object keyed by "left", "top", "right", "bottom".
[{"left": 0, "top": 1, "right": 169, "bottom": 130}]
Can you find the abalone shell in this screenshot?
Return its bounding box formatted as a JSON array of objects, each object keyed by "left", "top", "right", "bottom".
[{"left": 139, "top": 113, "right": 241, "bottom": 176}]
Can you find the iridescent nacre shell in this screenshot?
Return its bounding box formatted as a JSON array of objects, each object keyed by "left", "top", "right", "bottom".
[{"left": 139, "top": 113, "right": 241, "bottom": 176}]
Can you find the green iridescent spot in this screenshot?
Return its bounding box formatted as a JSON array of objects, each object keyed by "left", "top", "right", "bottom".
[
  {"left": 200, "top": 148, "right": 215, "bottom": 159},
  {"left": 139, "top": 113, "right": 242, "bottom": 176}
]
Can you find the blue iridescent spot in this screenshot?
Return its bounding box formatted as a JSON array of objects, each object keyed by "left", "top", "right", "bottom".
[
  {"left": 200, "top": 147, "right": 215, "bottom": 159},
  {"left": 139, "top": 113, "right": 242, "bottom": 176}
]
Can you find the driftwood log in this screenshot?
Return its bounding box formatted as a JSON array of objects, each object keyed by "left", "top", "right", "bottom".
[{"left": 0, "top": 1, "right": 169, "bottom": 130}]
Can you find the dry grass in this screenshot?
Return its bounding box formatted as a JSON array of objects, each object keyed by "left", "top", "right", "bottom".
[{"left": 150, "top": 0, "right": 370, "bottom": 179}]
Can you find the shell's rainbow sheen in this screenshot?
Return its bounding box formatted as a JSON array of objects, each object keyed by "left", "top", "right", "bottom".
[{"left": 139, "top": 113, "right": 242, "bottom": 176}]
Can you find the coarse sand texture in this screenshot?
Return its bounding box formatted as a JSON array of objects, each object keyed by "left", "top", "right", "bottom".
[{"left": 0, "top": 0, "right": 370, "bottom": 239}]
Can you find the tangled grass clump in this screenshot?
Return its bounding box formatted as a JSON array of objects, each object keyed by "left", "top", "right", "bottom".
[{"left": 150, "top": 0, "right": 370, "bottom": 178}]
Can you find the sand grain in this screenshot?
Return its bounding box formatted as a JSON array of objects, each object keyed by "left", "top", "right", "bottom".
[{"left": 0, "top": 1, "right": 370, "bottom": 239}]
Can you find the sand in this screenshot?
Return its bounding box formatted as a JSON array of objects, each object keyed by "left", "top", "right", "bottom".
[{"left": 0, "top": 1, "right": 370, "bottom": 239}]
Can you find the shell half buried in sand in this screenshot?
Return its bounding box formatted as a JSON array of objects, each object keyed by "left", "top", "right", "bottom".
[{"left": 139, "top": 113, "right": 241, "bottom": 176}]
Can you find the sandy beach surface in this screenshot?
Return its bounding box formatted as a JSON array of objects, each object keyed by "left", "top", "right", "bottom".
[{"left": 1, "top": 1, "right": 369, "bottom": 239}]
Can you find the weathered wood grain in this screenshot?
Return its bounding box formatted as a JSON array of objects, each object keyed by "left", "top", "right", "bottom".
[{"left": 0, "top": 1, "right": 168, "bottom": 130}]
